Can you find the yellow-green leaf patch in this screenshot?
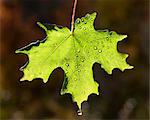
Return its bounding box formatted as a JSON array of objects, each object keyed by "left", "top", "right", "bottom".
[{"left": 16, "top": 12, "right": 133, "bottom": 109}]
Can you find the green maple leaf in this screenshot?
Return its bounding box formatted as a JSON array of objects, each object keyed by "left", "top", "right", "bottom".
[{"left": 15, "top": 12, "right": 133, "bottom": 109}]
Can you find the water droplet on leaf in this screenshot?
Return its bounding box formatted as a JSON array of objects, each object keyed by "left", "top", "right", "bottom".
[
  {"left": 98, "top": 50, "right": 102, "bottom": 53},
  {"left": 77, "top": 50, "right": 80, "bottom": 53},
  {"left": 65, "top": 63, "right": 69, "bottom": 67},
  {"left": 77, "top": 109, "right": 82, "bottom": 116},
  {"left": 94, "top": 47, "right": 97, "bottom": 50},
  {"left": 76, "top": 19, "right": 80, "bottom": 24},
  {"left": 76, "top": 64, "right": 80, "bottom": 68}
]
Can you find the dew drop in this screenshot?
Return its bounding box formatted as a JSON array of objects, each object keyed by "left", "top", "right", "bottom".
[
  {"left": 84, "top": 22, "right": 87, "bottom": 24},
  {"left": 81, "top": 19, "right": 84, "bottom": 22},
  {"left": 94, "top": 47, "right": 97, "bottom": 50},
  {"left": 76, "top": 19, "right": 80, "bottom": 24},
  {"left": 81, "top": 59, "right": 84, "bottom": 62},
  {"left": 83, "top": 28, "right": 86, "bottom": 30},
  {"left": 76, "top": 55, "right": 78, "bottom": 57},
  {"left": 77, "top": 109, "right": 82, "bottom": 116},
  {"left": 65, "top": 63, "right": 69, "bottom": 67},
  {"left": 76, "top": 64, "right": 80, "bottom": 68},
  {"left": 98, "top": 50, "right": 102, "bottom": 53},
  {"left": 78, "top": 70, "right": 81, "bottom": 72}
]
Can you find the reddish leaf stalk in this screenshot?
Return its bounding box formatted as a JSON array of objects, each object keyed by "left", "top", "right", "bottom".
[{"left": 71, "top": 0, "right": 78, "bottom": 33}]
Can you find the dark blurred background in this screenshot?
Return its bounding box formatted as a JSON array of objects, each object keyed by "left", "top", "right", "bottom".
[{"left": 0, "top": 0, "right": 149, "bottom": 119}]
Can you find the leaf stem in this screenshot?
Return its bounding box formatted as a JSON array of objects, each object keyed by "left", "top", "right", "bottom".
[{"left": 71, "top": 0, "right": 78, "bottom": 34}]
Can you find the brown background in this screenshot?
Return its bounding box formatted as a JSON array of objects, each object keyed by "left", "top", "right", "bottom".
[{"left": 0, "top": 0, "right": 149, "bottom": 119}]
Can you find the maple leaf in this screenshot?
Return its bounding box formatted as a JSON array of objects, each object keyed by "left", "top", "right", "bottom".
[{"left": 15, "top": 12, "right": 133, "bottom": 109}]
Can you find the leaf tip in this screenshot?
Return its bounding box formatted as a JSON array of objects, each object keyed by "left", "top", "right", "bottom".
[
  {"left": 15, "top": 49, "right": 27, "bottom": 54},
  {"left": 37, "top": 22, "right": 47, "bottom": 31},
  {"left": 76, "top": 102, "right": 82, "bottom": 110},
  {"left": 125, "top": 54, "right": 134, "bottom": 69},
  {"left": 122, "top": 35, "right": 127, "bottom": 39},
  {"left": 92, "top": 12, "right": 97, "bottom": 16},
  {"left": 43, "top": 79, "right": 48, "bottom": 83},
  {"left": 89, "top": 12, "right": 97, "bottom": 20},
  {"left": 15, "top": 50, "right": 20, "bottom": 54},
  {"left": 118, "top": 34, "right": 127, "bottom": 41},
  {"left": 20, "top": 78, "right": 25, "bottom": 82},
  {"left": 127, "top": 65, "right": 134, "bottom": 70}
]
